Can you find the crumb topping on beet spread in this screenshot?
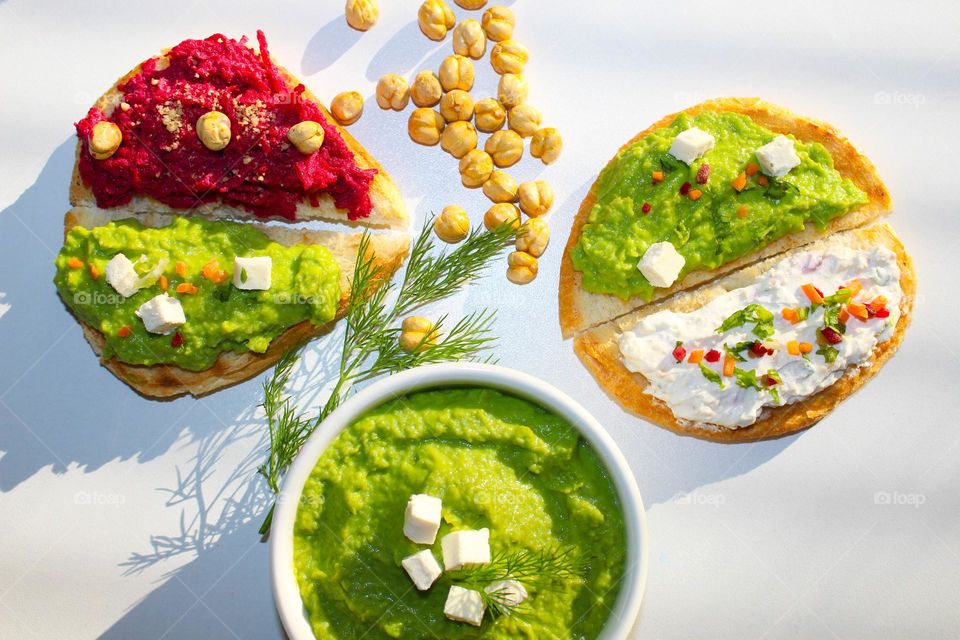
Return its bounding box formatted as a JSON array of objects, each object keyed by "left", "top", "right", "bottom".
[{"left": 75, "top": 31, "right": 376, "bottom": 220}]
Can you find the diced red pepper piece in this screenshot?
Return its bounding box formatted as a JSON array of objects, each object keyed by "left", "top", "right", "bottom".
[
  {"left": 696, "top": 163, "right": 710, "bottom": 185},
  {"left": 672, "top": 344, "right": 686, "bottom": 362},
  {"left": 875, "top": 307, "right": 891, "bottom": 319},
  {"left": 642, "top": 202, "right": 652, "bottom": 214},
  {"left": 679, "top": 181, "right": 691, "bottom": 195},
  {"left": 705, "top": 349, "right": 721, "bottom": 363},
  {"left": 820, "top": 327, "right": 843, "bottom": 345},
  {"left": 171, "top": 332, "right": 184, "bottom": 348}
]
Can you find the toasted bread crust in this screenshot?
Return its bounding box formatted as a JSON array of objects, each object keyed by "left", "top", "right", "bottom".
[
  {"left": 572, "top": 224, "right": 915, "bottom": 443},
  {"left": 559, "top": 97, "right": 893, "bottom": 339}
]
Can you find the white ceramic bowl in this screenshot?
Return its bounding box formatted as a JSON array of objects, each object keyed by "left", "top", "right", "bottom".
[{"left": 270, "top": 362, "right": 648, "bottom": 640}]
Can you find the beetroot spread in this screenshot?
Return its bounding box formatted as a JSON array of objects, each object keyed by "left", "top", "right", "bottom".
[{"left": 75, "top": 31, "right": 376, "bottom": 220}]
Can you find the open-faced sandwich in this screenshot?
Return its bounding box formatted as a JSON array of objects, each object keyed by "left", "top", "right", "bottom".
[
  {"left": 54, "top": 32, "right": 410, "bottom": 398},
  {"left": 560, "top": 98, "right": 914, "bottom": 441}
]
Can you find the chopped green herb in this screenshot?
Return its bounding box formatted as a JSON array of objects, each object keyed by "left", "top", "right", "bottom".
[
  {"left": 699, "top": 362, "right": 725, "bottom": 388},
  {"left": 733, "top": 367, "right": 762, "bottom": 391},
  {"left": 823, "top": 288, "right": 854, "bottom": 305},
  {"left": 822, "top": 303, "right": 847, "bottom": 336},
  {"left": 763, "top": 178, "right": 798, "bottom": 201},
  {"left": 817, "top": 344, "right": 839, "bottom": 363},
  {"left": 716, "top": 304, "right": 775, "bottom": 339},
  {"left": 660, "top": 153, "right": 683, "bottom": 173},
  {"left": 796, "top": 306, "right": 810, "bottom": 322}
]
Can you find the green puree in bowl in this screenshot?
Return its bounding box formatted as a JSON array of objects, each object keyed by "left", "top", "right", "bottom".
[
  {"left": 293, "top": 388, "right": 627, "bottom": 639},
  {"left": 571, "top": 110, "right": 868, "bottom": 300}
]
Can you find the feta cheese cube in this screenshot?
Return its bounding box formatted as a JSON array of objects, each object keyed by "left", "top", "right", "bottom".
[
  {"left": 668, "top": 127, "right": 715, "bottom": 165},
  {"left": 441, "top": 528, "right": 490, "bottom": 570},
  {"left": 105, "top": 253, "right": 140, "bottom": 298},
  {"left": 135, "top": 293, "right": 185, "bottom": 334},
  {"left": 637, "top": 241, "right": 685, "bottom": 288},
  {"left": 401, "top": 549, "right": 443, "bottom": 591},
  {"left": 443, "top": 585, "right": 486, "bottom": 627},
  {"left": 403, "top": 494, "right": 442, "bottom": 544},
  {"left": 484, "top": 579, "right": 528, "bottom": 607},
  {"left": 233, "top": 256, "right": 272, "bottom": 290},
  {"left": 755, "top": 135, "right": 800, "bottom": 177}
]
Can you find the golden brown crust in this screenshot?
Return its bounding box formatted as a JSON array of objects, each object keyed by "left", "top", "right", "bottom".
[
  {"left": 70, "top": 46, "right": 408, "bottom": 230},
  {"left": 572, "top": 224, "right": 915, "bottom": 443},
  {"left": 559, "top": 97, "right": 893, "bottom": 339},
  {"left": 62, "top": 208, "right": 410, "bottom": 398}
]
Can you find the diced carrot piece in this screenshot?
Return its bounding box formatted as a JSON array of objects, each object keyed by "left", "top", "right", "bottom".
[
  {"left": 731, "top": 172, "right": 747, "bottom": 192},
  {"left": 838, "top": 307, "right": 850, "bottom": 324},
  {"left": 737, "top": 205, "right": 749, "bottom": 219},
  {"left": 651, "top": 171, "right": 665, "bottom": 183},
  {"left": 799, "top": 342, "right": 813, "bottom": 354},
  {"left": 845, "top": 279, "right": 863, "bottom": 297},
  {"left": 847, "top": 302, "right": 869, "bottom": 321},
  {"left": 757, "top": 175, "right": 769, "bottom": 186},
  {"left": 787, "top": 340, "right": 800, "bottom": 356},
  {"left": 746, "top": 162, "right": 760, "bottom": 176},
  {"left": 781, "top": 307, "right": 799, "bottom": 323},
  {"left": 688, "top": 189, "right": 702, "bottom": 201},
  {"left": 67, "top": 257, "right": 84, "bottom": 269},
  {"left": 869, "top": 295, "right": 888, "bottom": 311},
  {"left": 117, "top": 326, "right": 132, "bottom": 338},
  {"left": 722, "top": 355, "right": 735, "bottom": 377},
  {"left": 176, "top": 261, "right": 187, "bottom": 277},
  {"left": 801, "top": 283, "right": 824, "bottom": 305},
  {"left": 88, "top": 263, "right": 101, "bottom": 280},
  {"left": 688, "top": 349, "right": 704, "bottom": 364},
  {"left": 201, "top": 259, "right": 226, "bottom": 284},
  {"left": 176, "top": 283, "right": 198, "bottom": 295},
  {"left": 159, "top": 275, "right": 168, "bottom": 291}
]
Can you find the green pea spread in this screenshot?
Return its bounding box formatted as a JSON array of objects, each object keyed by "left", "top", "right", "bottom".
[
  {"left": 293, "top": 388, "right": 626, "bottom": 639},
  {"left": 53, "top": 217, "right": 340, "bottom": 371},
  {"left": 571, "top": 111, "right": 869, "bottom": 300}
]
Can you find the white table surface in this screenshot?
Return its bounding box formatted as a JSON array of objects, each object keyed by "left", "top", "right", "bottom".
[{"left": 2, "top": 1, "right": 958, "bottom": 638}]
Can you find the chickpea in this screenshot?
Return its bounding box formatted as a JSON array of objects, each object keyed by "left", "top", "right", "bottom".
[
  {"left": 474, "top": 98, "right": 506, "bottom": 132},
  {"left": 330, "top": 91, "right": 364, "bottom": 125},
  {"left": 196, "top": 111, "right": 232, "bottom": 151},
  {"left": 400, "top": 316, "right": 437, "bottom": 353},
  {"left": 531, "top": 127, "right": 562, "bottom": 164},
  {"left": 89, "top": 121, "right": 122, "bottom": 160},
  {"left": 455, "top": 0, "right": 486, "bottom": 8},
  {"left": 452, "top": 19, "right": 487, "bottom": 59},
  {"left": 418, "top": 0, "right": 456, "bottom": 41},
  {"left": 287, "top": 121, "right": 326, "bottom": 154},
  {"left": 481, "top": 6, "right": 515, "bottom": 42},
  {"left": 408, "top": 108, "right": 446, "bottom": 146},
  {"left": 434, "top": 205, "right": 471, "bottom": 244},
  {"left": 508, "top": 103, "right": 541, "bottom": 138},
  {"left": 482, "top": 170, "right": 518, "bottom": 203},
  {"left": 458, "top": 149, "right": 494, "bottom": 188},
  {"left": 506, "top": 251, "right": 538, "bottom": 285},
  {"left": 484, "top": 129, "right": 523, "bottom": 168},
  {"left": 490, "top": 39, "right": 528, "bottom": 75},
  {"left": 376, "top": 74, "right": 410, "bottom": 111},
  {"left": 518, "top": 180, "right": 554, "bottom": 217},
  {"left": 497, "top": 73, "right": 528, "bottom": 109},
  {"left": 440, "top": 120, "right": 478, "bottom": 158},
  {"left": 438, "top": 55, "right": 475, "bottom": 92},
  {"left": 411, "top": 70, "right": 443, "bottom": 107},
  {"left": 516, "top": 218, "right": 550, "bottom": 257},
  {"left": 439, "top": 89, "right": 475, "bottom": 122},
  {"left": 483, "top": 203, "right": 521, "bottom": 232},
  {"left": 345, "top": 0, "right": 379, "bottom": 31}
]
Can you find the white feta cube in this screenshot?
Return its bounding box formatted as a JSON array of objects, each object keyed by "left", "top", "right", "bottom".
[
  {"left": 441, "top": 528, "right": 490, "bottom": 570},
  {"left": 105, "top": 253, "right": 140, "bottom": 298},
  {"left": 401, "top": 549, "right": 443, "bottom": 591},
  {"left": 233, "top": 256, "right": 272, "bottom": 290},
  {"left": 403, "top": 494, "right": 442, "bottom": 544},
  {"left": 755, "top": 135, "right": 800, "bottom": 177},
  {"left": 443, "top": 585, "right": 486, "bottom": 627},
  {"left": 637, "top": 241, "right": 685, "bottom": 288},
  {"left": 668, "top": 127, "right": 715, "bottom": 165},
  {"left": 135, "top": 293, "right": 185, "bottom": 335},
  {"left": 484, "top": 579, "right": 528, "bottom": 608}
]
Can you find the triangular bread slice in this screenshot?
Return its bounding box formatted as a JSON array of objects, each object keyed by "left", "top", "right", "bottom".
[
  {"left": 573, "top": 224, "right": 914, "bottom": 442},
  {"left": 559, "top": 97, "right": 892, "bottom": 339},
  {"left": 63, "top": 207, "right": 410, "bottom": 398}
]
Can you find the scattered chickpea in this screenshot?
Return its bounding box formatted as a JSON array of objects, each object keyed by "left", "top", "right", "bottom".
[
  {"left": 482, "top": 170, "right": 518, "bottom": 203},
  {"left": 481, "top": 6, "right": 515, "bottom": 42},
  {"left": 497, "top": 73, "right": 528, "bottom": 109},
  {"left": 400, "top": 316, "right": 437, "bottom": 353},
  {"left": 452, "top": 19, "right": 487, "bottom": 59},
  {"left": 440, "top": 120, "right": 478, "bottom": 158},
  {"left": 483, "top": 203, "right": 521, "bottom": 231},
  {"left": 455, "top": 0, "right": 487, "bottom": 10},
  {"left": 376, "top": 74, "right": 410, "bottom": 111},
  {"left": 516, "top": 217, "right": 550, "bottom": 257},
  {"left": 439, "top": 89, "right": 475, "bottom": 122},
  {"left": 484, "top": 129, "right": 523, "bottom": 167},
  {"left": 474, "top": 98, "right": 506, "bottom": 132},
  {"left": 490, "top": 39, "right": 528, "bottom": 75},
  {"left": 507, "top": 103, "right": 541, "bottom": 138},
  {"left": 196, "top": 111, "right": 232, "bottom": 151},
  {"left": 458, "top": 149, "right": 494, "bottom": 188},
  {"left": 434, "top": 205, "right": 471, "bottom": 244},
  {"left": 439, "top": 55, "right": 475, "bottom": 92},
  {"left": 345, "top": 0, "right": 379, "bottom": 31},
  {"left": 408, "top": 108, "right": 446, "bottom": 146},
  {"left": 330, "top": 91, "right": 364, "bottom": 125},
  {"left": 411, "top": 70, "right": 443, "bottom": 107},
  {"left": 287, "top": 121, "right": 326, "bottom": 154},
  {"left": 418, "top": 0, "right": 456, "bottom": 41},
  {"left": 506, "top": 251, "right": 538, "bottom": 284},
  {"left": 89, "top": 121, "right": 122, "bottom": 160},
  {"left": 531, "top": 127, "right": 562, "bottom": 164},
  {"left": 518, "top": 180, "right": 554, "bottom": 217}
]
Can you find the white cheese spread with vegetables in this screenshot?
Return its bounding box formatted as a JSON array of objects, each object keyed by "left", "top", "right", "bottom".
[{"left": 618, "top": 243, "right": 902, "bottom": 428}]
